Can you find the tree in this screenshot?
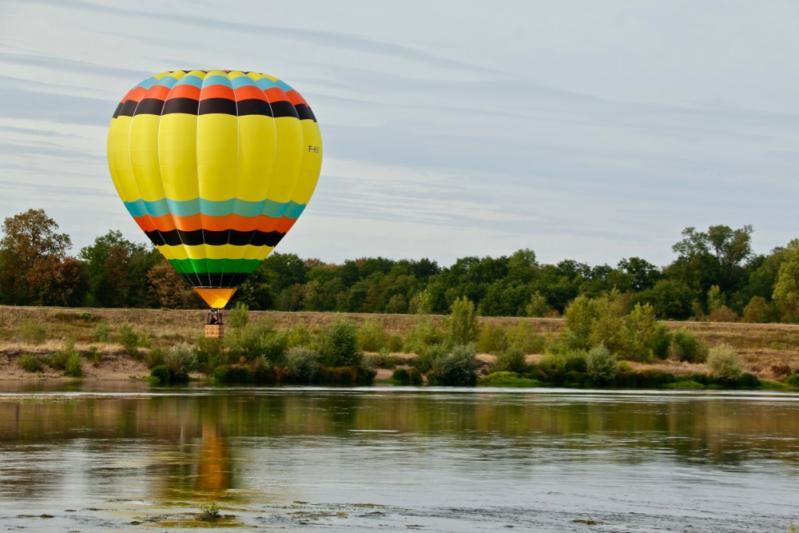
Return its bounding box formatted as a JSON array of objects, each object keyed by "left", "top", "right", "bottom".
[
  {"left": 147, "top": 261, "right": 200, "bottom": 308},
  {"left": 773, "top": 240, "right": 799, "bottom": 322},
  {"left": 448, "top": 296, "right": 478, "bottom": 345},
  {"left": 0, "top": 209, "right": 72, "bottom": 304}
]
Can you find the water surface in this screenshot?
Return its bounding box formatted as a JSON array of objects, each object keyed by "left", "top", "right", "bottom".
[{"left": 0, "top": 386, "right": 797, "bottom": 531}]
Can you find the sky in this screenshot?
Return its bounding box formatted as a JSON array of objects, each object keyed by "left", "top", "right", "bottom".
[{"left": 0, "top": 0, "right": 797, "bottom": 267}]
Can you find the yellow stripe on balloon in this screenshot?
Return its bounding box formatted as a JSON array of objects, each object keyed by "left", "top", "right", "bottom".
[
  {"left": 235, "top": 115, "right": 277, "bottom": 202},
  {"left": 157, "top": 244, "right": 274, "bottom": 261},
  {"left": 158, "top": 114, "right": 199, "bottom": 201},
  {"left": 129, "top": 114, "right": 166, "bottom": 202},
  {"left": 107, "top": 116, "right": 140, "bottom": 202},
  {"left": 292, "top": 120, "right": 323, "bottom": 204}
]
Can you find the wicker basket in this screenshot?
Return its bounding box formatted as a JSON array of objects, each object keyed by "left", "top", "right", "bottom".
[{"left": 204, "top": 324, "right": 224, "bottom": 339}]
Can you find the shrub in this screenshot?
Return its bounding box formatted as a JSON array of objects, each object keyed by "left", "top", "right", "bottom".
[
  {"left": 531, "top": 350, "right": 587, "bottom": 386},
  {"left": 619, "top": 303, "right": 666, "bottom": 362},
  {"left": 357, "top": 320, "right": 388, "bottom": 352},
  {"left": 150, "top": 365, "right": 171, "bottom": 385},
  {"left": 588, "top": 292, "right": 627, "bottom": 353},
  {"left": 47, "top": 339, "right": 78, "bottom": 370},
  {"left": 480, "top": 371, "right": 542, "bottom": 387},
  {"left": 116, "top": 324, "right": 143, "bottom": 356},
  {"left": 64, "top": 351, "right": 83, "bottom": 377},
  {"left": 742, "top": 296, "right": 776, "bottom": 323},
  {"left": 93, "top": 322, "right": 112, "bottom": 343},
  {"left": 285, "top": 324, "right": 312, "bottom": 348},
  {"left": 585, "top": 344, "right": 618, "bottom": 384},
  {"left": 650, "top": 325, "right": 672, "bottom": 359},
  {"left": 707, "top": 305, "right": 738, "bottom": 322},
  {"left": 227, "top": 302, "right": 249, "bottom": 329},
  {"left": 317, "top": 320, "right": 362, "bottom": 367},
  {"left": 392, "top": 367, "right": 410, "bottom": 385},
  {"left": 226, "top": 321, "right": 287, "bottom": 365},
  {"left": 494, "top": 347, "right": 527, "bottom": 374},
  {"left": 403, "top": 319, "right": 446, "bottom": 355},
  {"left": 525, "top": 291, "right": 551, "bottom": 317},
  {"left": 476, "top": 323, "right": 508, "bottom": 354},
  {"left": 427, "top": 344, "right": 478, "bottom": 386},
  {"left": 194, "top": 337, "right": 225, "bottom": 373},
  {"left": 365, "top": 349, "right": 403, "bottom": 369},
  {"left": 448, "top": 297, "right": 478, "bottom": 345},
  {"left": 669, "top": 328, "right": 708, "bottom": 363},
  {"left": 413, "top": 344, "right": 448, "bottom": 373},
  {"left": 164, "top": 342, "right": 196, "bottom": 382},
  {"left": 19, "top": 320, "right": 46, "bottom": 344},
  {"left": 212, "top": 364, "right": 253, "bottom": 385},
  {"left": 18, "top": 354, "right": 43, "bottom": 372},
  {"left": 386, "top": 334, "right": 404, "bottom": 352},
  {"left": 707, "top": 344, "right": 742, "bottom": 382},
  {"left": 144, "top": 348, "right": 166, "bottom": 369},
  {"left": 505, "top": 322, "right": 547, "bottom": 354},
  {"left": 86, "top": 346, "right": 102, "bottom": 366},
  {"left": 285, "top": 346, "right": 321, "bottom": 383},
  {"left": 563, "top": 295, "right": 599, "bottom": 349}
]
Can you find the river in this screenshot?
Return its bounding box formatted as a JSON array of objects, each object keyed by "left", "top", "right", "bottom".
[{"left": 0, "top": 386, "right": 797, "bottom": 532}]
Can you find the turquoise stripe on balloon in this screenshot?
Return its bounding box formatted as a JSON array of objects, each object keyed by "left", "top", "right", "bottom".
[
  {"left": 231, "top": 76, "right": 257, "bottom": 89},
  {"left": 123, "top": 198, "right": 306, "bottom": 219},
  {"left": 254, "top": 79, "right": 293, "bottom": 92},
  {"left": 203, "top": 75, "right": 232, "bottom": 87},
  {"left": 137, "top": 77, "right": 157, "bottom": 89},
  {"left": 175, "top": 75, "right": 204, "bottom": 88}
]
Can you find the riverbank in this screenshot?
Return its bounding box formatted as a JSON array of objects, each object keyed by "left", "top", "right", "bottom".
[{"left": 1, "top": 305, "right": 798, "bottom": 389}]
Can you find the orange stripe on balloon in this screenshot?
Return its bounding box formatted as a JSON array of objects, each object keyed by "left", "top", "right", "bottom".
[
  {"left": 127, "top": 87, "right": 147, "bottom": 101},
  {"left": 286, "top": 90, "right": 306, "bottom": 105},
  {"left": 145, "top": 85, "right": 170, "bottom": 100},
  {"left": 167, "top": 84, "right": 201, "bottom": 100},
  {"left": 200, "top": 84, "right": 235, "bottom": 100},
  {"left": 265, "top": 87, "right": 288, "bottom": 102},
  {"left": 134, "top": 213, "right": 296, "bottom": 233},
  {"left": 234, "top": 85, "right": 268, "bottom": 101}
]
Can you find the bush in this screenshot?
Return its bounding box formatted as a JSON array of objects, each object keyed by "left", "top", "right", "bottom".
[
  {"left": 564, "top": 295, "right": 599, "bottom": 349},
  {"left": 669, "top": 328, "right": 708, "bottom": 363},
  {"left": 588, "top": 292, "right": 627, "bottom": 353},
  {"left": 144, "top": 348, "right": 165, "bottom": 369},
  {"left": 707, "top": 305, "right": 738, "bottom": 322},
  {"left": 357, "top": 320, "right": 388, "bottom": 352},
  {"left": 226, "top": 321, "right": 287, "bottom": 365},
  {"left": 650, "top": 325, "right": 672, "bottom": 359},
  {"left": 365, "top": 349, "right": 403, "bottom": 369},
  {"left": 448, "top": 297, "right": 478, "bottom": 345},
  {"left": 427, "top": 344, "right": 478, "bottom": 386},
  {"left": 707, "top": 344, "right": 742, "bottom": 382},
  {"left": 64, "top": 351, "right": 83, "bottom": 377},
  {"left": 413, "top": 343, "right": 448, "bottom": 373},
  {"left": 619, "top": 303, "right": 662, "bottom": 362},
  {"left": 392, "top": 367, "right": 422, "bottom": 386},
  {"left": 212, "top": 364, "right": 253, "bottom": 385},
  {"left": 403, "top": 319, "right": 446, "bottom": 355},
  {"left": 93, "top": 322, "right": 112, "bottom": 343},
  {"left": 19, "top": 320, "right": 46, "bottom": 344},
  {"left": 585, "top": 344, "right": 618, "bottom": 384},
  {"left": 150, "top": 365, "right": 171, "bottom": 385},
  {"left": 525, "top": 291, "right": 552, "bottom": 317},
  {"left": 494, "top": 347, "right": 527, "bottom": 374},
  {"left": 86, "top": 346, "right": 102, "bottom": 366},
  {"left": 116, "top": 324, "right": 143, "bottom": 356},
  {"left": 742, "top": 296, "right": 776, "bottom": 323},
  {"left": 505, "top": 322, "right": 547, "bottom": 354},
  {"left": 163, "top": 342, "right": 196, "bottom": 382},
  {"left": 18, "top": 354, "right": 43, "bottom": 372},
  {"left": 47, "top": 339, "right": 78, "bottom": 370},
  {"left": 227, "top": 302, "right": 249, "bottom": 329},
  {"left": 531, "top": 351, "right": 587, "bottom": 386},
  {"left": 285, "top": 324, "right": 312, "bottom": 348},
  {"left": 317, "top": 320, "right": 362, "bottom": 367},
  {"left": 285, "top": 346, "right": 322, "bottom": 383},
  {"left": 476, "top": 323, "right": 508, "bottom": 354},
  {"left": 480, "top": 371, "right": 542, "bottom": 387},
  {"left": 194, "top": 337, "right": 225, "bottom": 373}
]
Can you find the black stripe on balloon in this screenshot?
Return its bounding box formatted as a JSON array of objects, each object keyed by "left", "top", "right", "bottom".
[
  {"left": 199, "top": 98, "right": 237, "bottom": 115},
  {"left": 115, "top": 100, "right": 138, "bottom": 117},
  {"left": 146, "top": 229, "right": 286, "bottom": 247},
  {"left": 133, "top": 98, "right": 165, "bottom": 115},
  {"left": 188, "top": 273, "right": 251, "bottom": 288},
  {"left": 236, "top": 99, "right": 273, "bottom": 116},
  {"left": 270, "top": 100, "right": 298, "bottom": 118},
  {"left": 112, "top": 102, "right": 123, "bottom": 118},
  {"left": 295, "top": 104, "right": 316, "bottom": 121},
  {"left": 162, "top": 97, "right": 199, "bottom": 114}
]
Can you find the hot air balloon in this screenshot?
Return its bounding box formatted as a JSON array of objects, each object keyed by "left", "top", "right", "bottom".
[{"left": 107, "top": 70, "right": 322, "bottom": 334}]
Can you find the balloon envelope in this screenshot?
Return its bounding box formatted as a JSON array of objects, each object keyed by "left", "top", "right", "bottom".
[{"left": 107, "top": 70, "right": 322, "bottom": 308}]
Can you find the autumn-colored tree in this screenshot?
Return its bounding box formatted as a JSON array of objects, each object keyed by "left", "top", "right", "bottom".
[
  {"left": 773, "top": 240, "right": 799, "bottom": 322},
  {"left": 27, "top": 256, "right": 89, "bottom": 306},
  {"left": 147, "top": 261, "right": 200, "bottom": 308},
  {"left": 0, "top": 209, "right": 72, "bottom": 304}
]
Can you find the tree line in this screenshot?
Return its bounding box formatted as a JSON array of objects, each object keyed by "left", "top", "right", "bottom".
[{"left": 1, "top": 208, "right": 799, "bottom": 322}]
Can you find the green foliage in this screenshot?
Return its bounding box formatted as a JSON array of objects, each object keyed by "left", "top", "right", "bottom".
[
  {"left": 391, "top": 367, "right": 422, "bottom": 385},
  {"left": 427, "top": 344, "right": 478, "bottom": 386},
  {"left": 93, "top": 322, "right": 112, "bottom": 343},
  {"left": 620, "top": 303, "right": 669, "bottom": 361},
  {"left": 86, "top": 346, "right": 102, "bottom": 366},
  {"left": 227, "top": 302, "right": 249, "bottom": 329},
  {"left": 585, "top": 344, "right": 618, "bottom": 384},
  {"left": 18, "top": 354, "right": 43, "bottom": 372},
  {"left": 413, "top": 344, "right": 448, "bottom": 373},
  {"left": 505, "top": 322, "right": 547, "bottom": 353},
  {"left": 564, "top": 295, "right": 598, "bottom": 349},
  {"left": 164, "top": 342, "right": 196, "bottom": 380},
  {"left": 19, "top": 320, "right": 46, "bottom": 344},
  {"left": 773, "top": 240, "right": 799, "bottom": 322},
  {"left": 225, "top": 320, "right": 287, "bottom": 365},
  {"left": 144, "top": 348, "right": 165, "bottom": 369},
  {"left": 587, "top": 291, "right": 627, "bottom": 353},
  {"left": 480, "top": 371, "right": 542, "bottom": 387},
  {"left": 742, "top": 296, "right": 776, "bottom": 323},
  {"left": 194, "top": 337, "right": 225, "bottom": 373},
  {"left": 525, "top": 291, "right": 552, "bottom": 317},
  {"left": 494, "top": 346, "right": 527, "bottom": 374},
  {"left": 403, "top": 319, "right": 446, "bottom": 355},
  {"left": 476, "top": 323, "right": 508, "bottom": 354},
  {"left": 365, "top": 349, "right": 403, "bottom": 369},
  {"left": 285, "top": 324, "right": 312, "bottom": 348},
  {"left": 531, "top": 351, "right": 588, "bottom": 387},
  {"left": 357, "top": 320, "right": 388, "bottom": 352},
  {"left": 64, "top": 351, "right": 83, "bottom": 377},
  {"left": 669, "top": 328, "right": 708, "bottom": 363},
  {"left": 285, "top": 347, "right": 321, "bottom": 383},
  {"left": 707, "top": 344, "right": 742, "bottom": 382},
  {"left": 448, "top": 297, "right": 478, "bottom": 345},
  {"left": 116, "top": 324, "right": 143, "bottom": 356},
  {"left": 316, "top": 320, "right": 362, "bottom": 367}
]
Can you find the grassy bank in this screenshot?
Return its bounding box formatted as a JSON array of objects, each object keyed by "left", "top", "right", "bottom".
[{"left": 1, "top": 305, "right": 798, "bottom": 389}]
